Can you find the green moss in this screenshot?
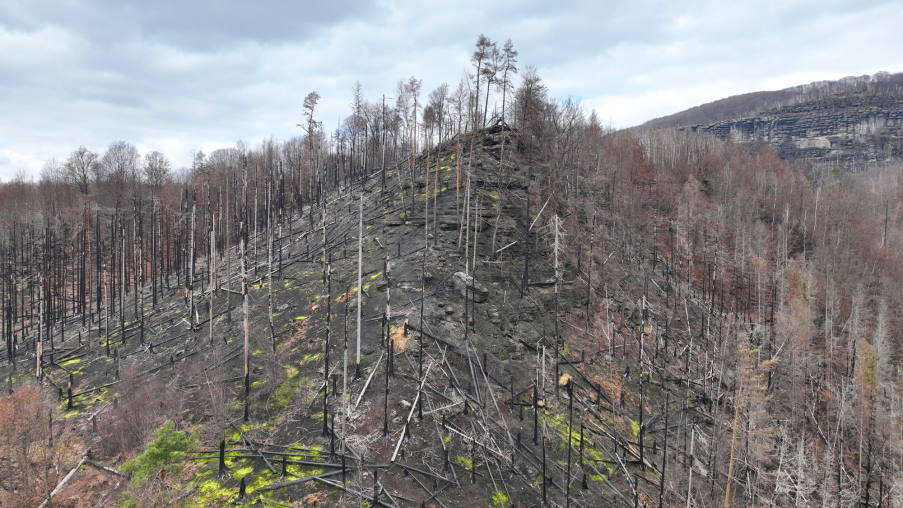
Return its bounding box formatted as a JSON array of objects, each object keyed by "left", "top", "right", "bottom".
[
  {"left": 245, "top": 468, "right": 284, "bottom": 495},
  {"left": 59, "top": 386, "right": 110, "bottom": 416},
  {"left": 250, "top": 379, "right": 267, "bottom": 390},
  {"left": 121, "top": 421, "right": 197, "bottom": 487},
  {"left": 541, "top": 409, "right": 582, "bottom": 447},
  {"left": 287, "top": 464, "right": 324, "bottom": 476},
  {"left": 629, "top": 418, "right": 640, "bottom": 438},
  {"left": 59, "top": 357, "right": 82, "bottom": 367},
  {"left": 195, "top": 477, "right": 237, "bottom": 505},
  {"left": 585, "top": 447, "right": 603, "bottom": 462},
  {"left": 268, "top": 373, "right": 314, "bottom": 412},
  {"left": 232, "top": 466, "right": 254, "bottom": 479},
  {"left": 491, "top": 490, "right": 510, "bottom": 507},
  {"left": 455, "top": 456, "right": 473, "bottom": 470},
  {"left": 240, "top": 422, "right": 268, "bottom": 433},
  {"left": 302, "top": 352, "right": 322, "bottom": 363},
  {"left": 119, "top": 492, "right": 137, "bottom": 508}
]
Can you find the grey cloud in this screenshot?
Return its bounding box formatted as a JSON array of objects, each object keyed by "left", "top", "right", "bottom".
[
  {"left": 0, "top": 1, "right": 378, "bottom": 49},
  {"left": 1, "top": 0, "right": 902, "bottom": 180}
]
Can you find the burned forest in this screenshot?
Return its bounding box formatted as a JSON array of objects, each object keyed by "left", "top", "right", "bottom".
[{"left": 2, "top": 35, "right": 903, "bottom": 508}]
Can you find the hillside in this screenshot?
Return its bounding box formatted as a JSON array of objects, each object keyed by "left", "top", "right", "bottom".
[
  {"left": 642, "top": 72, "right": 903, "bottom": 168},
  {"left": 2, "top": 126, "right": 714, "bottom": 507}
]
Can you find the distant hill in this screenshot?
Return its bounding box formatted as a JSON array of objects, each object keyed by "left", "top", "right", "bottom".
[{"left": 642, "top": 71, "right": 903, "bottom": 168}]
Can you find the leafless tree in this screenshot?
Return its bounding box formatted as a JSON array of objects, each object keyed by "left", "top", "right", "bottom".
[
  {"left": 143, "top": 150, "right": 171, "bottom": 190},
  {"left": 101, "top": 141, "right": 139, "bottom": 183},
  {"left": 63, "top": 146, "right": 98, "bottom": 193}
]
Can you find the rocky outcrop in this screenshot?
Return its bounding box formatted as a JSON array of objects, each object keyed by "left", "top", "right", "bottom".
[
  {"left": 644, "top": 72, "right": 903, "bottom": 168},
  {"left": 694, "top": 94, "right": 903, "bottom": 167},
  {"left": 452, "top": 271, "right": 489, "bottom": 303}
]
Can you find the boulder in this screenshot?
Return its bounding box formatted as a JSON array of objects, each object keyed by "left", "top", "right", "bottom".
[{"left": 453, "top": 272, "right": 489, "bottom": 303}]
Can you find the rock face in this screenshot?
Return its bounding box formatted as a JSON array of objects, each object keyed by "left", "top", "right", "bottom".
[{"left": 643, "top": 72, "right": 903, "bottom": 168}]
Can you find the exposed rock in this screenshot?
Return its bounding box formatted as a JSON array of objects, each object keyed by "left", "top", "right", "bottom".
[
  {"left": 487, "top": 307, "right": 501, "bottom": 325},
  {"left": 452, "top": 271, "right": 489, "bottom": 303},
  {"left": 643, "top": 71, "right": 903, "bottom": 168},
  {"left": 696, "top": 94, "right": 903, "bottom": 167}
]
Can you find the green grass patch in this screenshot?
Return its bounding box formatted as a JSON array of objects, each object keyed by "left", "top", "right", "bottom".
[{"left": 121, "top": 420, "right": 197, "bottom": 487}]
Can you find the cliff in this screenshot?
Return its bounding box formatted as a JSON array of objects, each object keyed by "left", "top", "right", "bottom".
[{"left": 643, "top": 71, "right": 903, "bottom": 168}]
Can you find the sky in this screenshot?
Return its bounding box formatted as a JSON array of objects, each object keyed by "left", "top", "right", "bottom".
[{"left": 1, "top": 0, "right": 902, "bottom": 180}]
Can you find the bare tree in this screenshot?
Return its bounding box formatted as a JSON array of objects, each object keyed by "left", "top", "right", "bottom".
[
  {"left": 143, "top": 151, "right": 171, "bottom": 190},
  {"left": 63, "top": 146, "right": 99, "bottom": 193},
  {"left": 100, "top": 140, "right": 140, "bottom": 188},
  {"left": 40, "top": 158, "right": 65, "bottom": 183}
]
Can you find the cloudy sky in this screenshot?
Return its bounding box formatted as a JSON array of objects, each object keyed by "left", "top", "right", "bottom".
[{"left": 1, "top": 0, "right": 901, "bottom": 180}]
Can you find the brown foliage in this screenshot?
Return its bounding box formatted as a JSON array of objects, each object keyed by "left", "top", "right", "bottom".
[
  {"left": 95, "top": 369, "right": 187, "bottom": 460},
  {"left": 0, "top": 383, "right": 83, "bottom": 506}
]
